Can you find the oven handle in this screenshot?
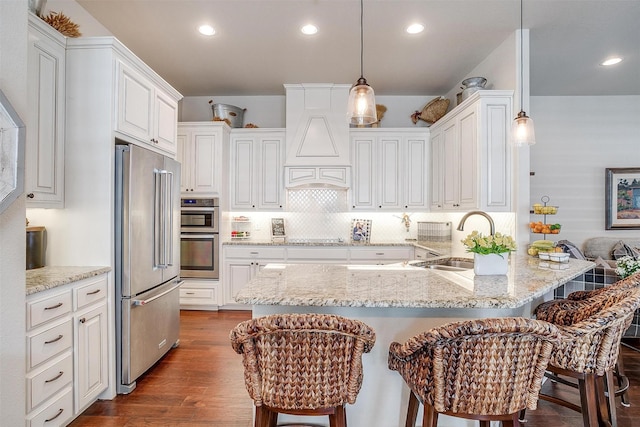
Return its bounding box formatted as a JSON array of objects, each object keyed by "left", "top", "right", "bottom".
[
  {"left": 180, "top": 234, "right": 217, "bottom": 239},
  {"left": 181, "top": 207, "right": 218, "bottom": 212},
  {"left": 132, "top": 281, "right": 183, "bottom": 306}
]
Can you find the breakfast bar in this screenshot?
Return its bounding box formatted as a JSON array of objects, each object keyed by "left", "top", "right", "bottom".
[{"left": 236, "top": 256, "right": 595, "bottom": 427}]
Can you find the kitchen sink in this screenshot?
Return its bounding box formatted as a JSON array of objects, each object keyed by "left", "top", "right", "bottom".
[{"left": 427, "top": 259, "right": 474, "bottom": 271}]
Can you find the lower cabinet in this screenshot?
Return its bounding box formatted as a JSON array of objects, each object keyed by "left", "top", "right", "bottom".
[
  {"left": 179, "top": 279, "right": 220, "bottom": 310},
  {"left": 222, "top": 246, "right": 286, "bottom": 308},
  {"left": 26, "top": 273, "right": 109, "bottom": 426},
  {"left": 221, "top": 245, "right": 416, "bottom": 308}
]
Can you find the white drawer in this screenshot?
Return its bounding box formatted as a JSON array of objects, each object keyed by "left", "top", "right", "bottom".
[
  {"left": 28, "top": 319, "right": 73, "bottom": 370},
  {"left": 287, "top": 247, "right": 349, "bottom": 260},
  {"left": 26, "top": 387, "right": 73, "bottom": 427},
  {"left": 74, "top": 276, "right": 108, "bottom": 310},
  {"left": 349, "top": 247, "right": 413, "bottom": 260},
  {"left": 27, "top": 291, "right": 72, "bottom": 330},
  {"left": 224, "top": 246, "right": 286, "bottom": 259},
  {"left": 27, "top": 352, "right": 73, "bottom": 411},
  {"left": 180, "top": 288, "right": 214, "bottom": 299}
]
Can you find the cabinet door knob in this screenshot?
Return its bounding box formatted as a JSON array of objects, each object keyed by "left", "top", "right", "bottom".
[
  {"left": 27, "top": 193, "right": 35, "bottom": 199},
  {"left": 79, "top": 318, "right": 86, "bottom": 324}
]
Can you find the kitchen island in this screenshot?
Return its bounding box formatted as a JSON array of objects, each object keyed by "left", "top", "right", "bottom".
[{"left": 235, "top": 256, "right": 595, "bottom": 427}]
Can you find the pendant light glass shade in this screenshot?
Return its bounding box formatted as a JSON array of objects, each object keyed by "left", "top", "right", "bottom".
[
  {"left": 511, "top": 110, "right": 536, "bottom": 146},
  {"left": 511, "top": 0, "right": 536, "bottom": 146},
  {"left": 347, "top": 0, "right": 376, "bottom": 125},
  {"left": 347, "top": 77, "right": 377, "bottom": 125}
]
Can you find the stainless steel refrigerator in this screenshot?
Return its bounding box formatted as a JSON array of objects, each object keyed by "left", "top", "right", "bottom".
[{"left": 115, "top": 143, "right": 182, "bottom": 394}]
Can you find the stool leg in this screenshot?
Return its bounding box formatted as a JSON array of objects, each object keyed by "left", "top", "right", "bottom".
[
  {"left": 422, "top": 403, "right": 438, "bottom": 427},
  {"left": 615, "top": 352, "right": 631, "bottom": 407},
  {"left": 603, "top": 370, "right": 617, "bottom": 427},
  {"left": 329, "top": 405, "right": 347, "bottom": 427},
  {"left": 579, "top": 374, "right": 600, "bottom": 427},
  {"left": 406, "top": 390, "right": 419, "bottom": 427}
]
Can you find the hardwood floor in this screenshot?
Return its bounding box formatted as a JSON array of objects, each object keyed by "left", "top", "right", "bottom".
[{"left": 70, "top": 310, "right": 640, "bottom": 427}]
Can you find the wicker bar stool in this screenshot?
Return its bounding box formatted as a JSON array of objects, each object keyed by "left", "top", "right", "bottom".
[
  {"left": 388, "top": 317, "right": 561, "bottom": 427},
  {"left": 560, "top": 272, "right": 640, "bottom": 407},
  {"left": 229, "top": 313, "right": 375, "bottom": 427},
  {"left": 532, "top": 286, "right": 640, "bottom": 427}
]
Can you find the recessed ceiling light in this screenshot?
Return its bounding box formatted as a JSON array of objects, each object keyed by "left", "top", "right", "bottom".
[
  {"left": 301, "top": 24, "right": 318, "bottom": 35},
  {"left": 198, "top": 25, "right": 215, "bottom": 36},
  {"left": 406, "top": 23, "right": 424, "bottom": 34},
  {"left": 601, "top": 57, "right": 623, "bottom": 66}
]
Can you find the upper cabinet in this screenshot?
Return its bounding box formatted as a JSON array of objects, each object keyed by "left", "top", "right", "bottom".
[
  {"left": 177, "top": 122, "right": 229, "bottom": 196},
  {"left": 230, "top": 129, "right": 285, "bottom": 210},
  {"left": 116, "top": 60, "right": 179, "bottom": 155},
  {"left": 26, "top": 13, "right": 66, "bottom": 208},
  {"left": 351, "top": 129, "right": 429, "bottom": 211},
  {"left": 430, "top": 91, "right": 512, "bottom": 212}
]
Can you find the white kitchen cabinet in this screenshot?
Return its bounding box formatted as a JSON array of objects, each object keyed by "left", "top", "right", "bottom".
[
  {"left": 74, "top": 302, "right": 108, "bottom": 412},
  {"left": 116, "top": 60, "right": 179, "bottom": 155},
  {"left": 26, "top": 13, "right": 66, "bottom": 208},
  {"left": 26, "top": 273, "right": 109, "bottom": 425},
  {"left": 287, "top": 247, "right": 349, "bottom": 263},
  {"left": 429, "top": 91, "right": 512, "bottom": 212},
  {"left": 230, "top": 129, "right": 284, "bottom": 210},
  {"left": 222, "top": 246, "right": 286, "bottom": 308},
  {"left": 177, "top": 122, "right": 229, "bottom": 196},
  {"left": 349, "top": 246, "right": 414, "bottom": 264},
  {"left": 351, "top": 129, "right": 428, "bottom": 211},
  {"left": 179, "top": 279, "right": 220, "bottom": 310}
]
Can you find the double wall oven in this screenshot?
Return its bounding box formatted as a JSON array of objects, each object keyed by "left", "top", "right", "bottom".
[{"left": 180, "top": 198, "right": 220, "bottom": 279}]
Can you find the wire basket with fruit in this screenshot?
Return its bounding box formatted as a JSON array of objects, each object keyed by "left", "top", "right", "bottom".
[{"left": 529, "top": 221, "right": 561, "bottom": 234}]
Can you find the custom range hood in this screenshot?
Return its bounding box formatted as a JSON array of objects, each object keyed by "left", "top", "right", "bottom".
[{"left": 284, "top": 84, "right": 351, "bottom": 188}]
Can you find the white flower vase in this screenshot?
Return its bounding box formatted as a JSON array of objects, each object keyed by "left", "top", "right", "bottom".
[{"left": 474, "top": 253, "right": 509, "bottom": 275}]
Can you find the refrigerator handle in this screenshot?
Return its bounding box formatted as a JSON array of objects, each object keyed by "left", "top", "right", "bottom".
[
  {"left": 165, "top": 171, "right": 174, "bottom": 267},
  {"left": 132, "top": 280, "right": 183, "bottom": 306},
  {"left": 154, "top": 170, "right": 162, "bottom": 268}
]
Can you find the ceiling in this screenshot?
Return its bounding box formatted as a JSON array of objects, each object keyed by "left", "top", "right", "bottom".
[{"left": 75, "top": 0, "right": 640, "bottom": 97}]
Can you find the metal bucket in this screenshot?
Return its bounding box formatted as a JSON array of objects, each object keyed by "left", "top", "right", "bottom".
[
  {"left": 26, "top": 226, "right": 46, "bottom": 270},
  {"left": 211, "top": 104, "right": 245, "bottom": 128}
]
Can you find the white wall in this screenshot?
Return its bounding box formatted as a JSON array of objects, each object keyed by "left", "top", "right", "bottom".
[
  {"left": 530, "top": 95, "right": 640, "bottom": 250},
  {"left": 45, "top": 0, "right": 113, "bottom": 36},
  {"left": 0, "top": 1, "right": 27, "bottom": 424}
]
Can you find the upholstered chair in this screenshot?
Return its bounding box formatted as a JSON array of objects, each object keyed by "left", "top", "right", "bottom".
[
  {"left": 229, "top": 313, "right": 375, "bottom": 427},
  {"left": 388, "top": 317, "right": 560, "bottom": 427},
  {"left": 533, "top": 286, "right": 640, "bottom": 427}
]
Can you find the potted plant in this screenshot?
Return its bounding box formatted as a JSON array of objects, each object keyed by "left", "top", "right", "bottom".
[
  {"left": 462, "top": 231, "right": 517, "bottom": 275},
  {"left": 615, "top": 256, "right": 640, "bottom": 279}
]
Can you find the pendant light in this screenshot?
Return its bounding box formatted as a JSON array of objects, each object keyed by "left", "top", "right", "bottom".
[
  {"left": 511, "top": 0, "right": 536, "bottom": 146},
  {"left": 347, "top": 0, "right": 376, "bottom": 126}
]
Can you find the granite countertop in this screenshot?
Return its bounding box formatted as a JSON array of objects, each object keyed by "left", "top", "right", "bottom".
[
  {"left": 235, "top": 255, "right": 595, "bottom": 309},
  {"left": 26, "top": 266, "right": 111, "bottom": 296}
]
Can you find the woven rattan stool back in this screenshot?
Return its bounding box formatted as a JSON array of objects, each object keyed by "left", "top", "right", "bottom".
[
  {"left": 388, "top": 317, "right": 560, "bottom": 427},
  {"left": 230, "top": 313, "right": 375, "bottom": 427}
]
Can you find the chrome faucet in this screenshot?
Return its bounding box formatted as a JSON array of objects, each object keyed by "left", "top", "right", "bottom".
[{"left": 457, "top": 211, "right": 495, "bottom": 236}]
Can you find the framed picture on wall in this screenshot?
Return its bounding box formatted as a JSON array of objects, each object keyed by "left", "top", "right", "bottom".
[
  {"left": 605, "top": 167, "right": 640, "bottom": 229},
  {"left": 350, "top": 219, "right": 372, "bottom": 243}
]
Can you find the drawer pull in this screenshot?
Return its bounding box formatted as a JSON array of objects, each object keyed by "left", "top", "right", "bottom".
[
  {"left": 79, "top": 318, "right": 86, "bottom": 324},
  {"left": 44, "top": 371, "right": 64, "bottom": 383},
  {"left": 250, "top": 251, "right": 259, "bottom": 255},
  {"left": 376, "top": 253, "right": 384, "bottom": 256},
  {"left": 44, "top": 334, "right": 63, "bottom": 344},
  {"left": 185, "top": 292, "right": 195, "bottom": 295},
  {"left": 44, "top": 408, "right": 64, "bottom": 423},
  {"left": 44, "top": 302, "right": 63, "bottom": 311},
  {"left": 86, "top": 289, "right": 101, "bottom": 295}
]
